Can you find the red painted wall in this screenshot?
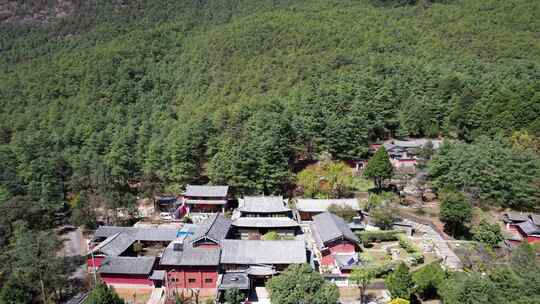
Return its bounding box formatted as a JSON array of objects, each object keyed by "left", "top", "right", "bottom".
[
  {"left": 101, "top": 274, "right": 153, "bottom": 286},
  {"left": 87, "top": 256, "right": 105, "bottom": 268},
  {"left": 167, "top": 266, "right": 218, "bottom": 289},
  {"left": 526, "top": 236, "right": 540, "bottom": 243},
  {"left": 321, "top": 254, "right": 335, "bottom": 266},
  {"left": 193, "top": 243, "right": 219, "bottom": 249},
  {"left": 299, "top": 211, "right": 320, "bottom": 221},
  {"left": 189, "top": 204, "right": 223, "bottom": 212},
  {"left": 328, "top": 242, "right": 356, "bottom": 254}
]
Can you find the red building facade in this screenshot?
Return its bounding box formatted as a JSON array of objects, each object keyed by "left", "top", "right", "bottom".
[
  {"left": 165, "top": 266, "right": 218, "bottom": 289},
  {"left": 100, "top": 274, "right": 153, "bottom": 286}
]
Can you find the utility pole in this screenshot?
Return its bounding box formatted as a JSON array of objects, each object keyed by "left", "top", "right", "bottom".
[{"left": 90, "top": 249, "right": 98, "bottom": 286}]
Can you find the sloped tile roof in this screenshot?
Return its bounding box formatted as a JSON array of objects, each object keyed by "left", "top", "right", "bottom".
[
  {"left": 529, "top": 214, "right": 540, "bottom": 226},
  {"left": 311, "top": 212, "right": 359, "bottom": 247},
  {"left": 185, "top": 185, "right": 229, "bottom": 197},
  {"left": 296, "top": 198, "right": 360, "bottom": 213},
  {"left": 99, "top": 256, "right": 155, "bottom": 275},
  {"left": 218, "top": 272, "right": 250, "bottom": 290},
  {"left": 159, "top": 241, "right": 221, "bottom": 266},
  {"left": 92, "top": 232, "right": 136, "bottom": 256},
  {"left": 238, "top": 196, "right": 290, "bottom": 213},
  {"left": 191, "top": 213, "right": 232, "bottom": 244},
  {"left": 95, "top": 226, "right": 178, "bottom": 242},
  {"left": 232, "top": 217, "right": 299, "bottom": 228},
  {"left": 220, "top": 240, "right": 306, "bottom": 265},
  {"left": 503, "top": 212, "right": 529, "bottom": 223},
  {"left": 517, "top": 221, "right": 540, "bottom": 236}
]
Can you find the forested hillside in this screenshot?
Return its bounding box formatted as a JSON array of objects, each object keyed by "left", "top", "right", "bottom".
[
  {"left": 1, "top": 0, "right": 539, "bottom": 198},
  {"left": 0, "top": 0, "right": 539, "bottom": 301}
]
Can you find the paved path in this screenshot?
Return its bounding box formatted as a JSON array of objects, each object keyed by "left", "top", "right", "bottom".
[
  {"left": 147, "top": 288, "right": 163, "bottom": 304},
  {"left": 403, "top": 219, "right": 462, "bottom": 270},
  {"left": 248, "top": 287, "right": 271, "bottom": 304},
  {"left": 59, "top": 227, "right": 85, "bottom": 257}
]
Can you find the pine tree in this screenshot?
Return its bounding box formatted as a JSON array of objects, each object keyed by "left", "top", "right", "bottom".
[
  {"left": 385, "top": 262, "right": 414, "bottom": 300},
  {"left": 364, "top": 147, "right": 393, "bottom": 192},
  {"left": 86, "top": 284, "right": 125, "bottom": 304}
]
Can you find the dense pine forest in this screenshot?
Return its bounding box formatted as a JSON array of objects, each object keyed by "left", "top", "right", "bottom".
[
  {"left": 2, "top": 0, "right": 539, "bottom": 197},
  {"left": 0, "top": 0, "right": 539, "bottom": 302}
]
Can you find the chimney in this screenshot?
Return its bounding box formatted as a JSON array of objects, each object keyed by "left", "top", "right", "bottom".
[{"left": 173, "top": 242, "right": 183, "bottom": 251}]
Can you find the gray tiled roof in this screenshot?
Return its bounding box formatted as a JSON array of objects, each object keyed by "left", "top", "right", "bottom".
[
  {"left": 503, "top": 212, "right": 529, "bottom": 223},
  {"left": 232, "top": 217, "right": 299, "bottom": 228},
  {"left": 159, "top": 241, "right": 221, "bottom": 266},
  {"left": 218, "top": 272, "right": 250, "bottom": 290},
  {"left": 191, "top": 213, "right": 232, "bottom": 244},
  {"left": 92, "top": 232, "right": 136, "bottom": 256},
  {"left": 99, "top": 256, "right": 155, "bottom": 275},
  {"left": 185, "top": 185, "right": 229, "bottom": 197},
  {"left": 238, "top": 196, "right": 290, "bottom": 213},
  {"left": 334, "top": 254, "right": 360, "bottom": 270},
  {"left": 95, "top": 226, "right": 178, "bottom": 242},
  {"left": 311, "top": 212, "right": 359, "bottom": 247},
  {"left": 220, "top": 240, "right": 307, "bottom": 265},
  {"left": 296, "top": 198, "right": 360, "bottom": 213},
  {"left": 517, "top": 221, "right": 540, "bottom": 236},
  {"left": 185, "top": 199, "right": 227, "bottom": 205},
  {"left": 149, "top": 270, "right": 166, "bottom": 280},
  {"left": 391, "top": 139, "right": 442, "bottom": 149},
  {"left": 529, "top": 214, "right": 540, "bottom": 226}
]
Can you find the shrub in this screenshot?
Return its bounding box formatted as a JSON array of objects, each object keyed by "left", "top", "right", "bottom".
[
  {"left": 397, "top": 234, "right": 424, "bottom": 265},
  {"left": 358, "top": 230, "right": 403, "bottom": 245},
  {"left": 472, "top": 220, "right": 504, "bottom": 248}
]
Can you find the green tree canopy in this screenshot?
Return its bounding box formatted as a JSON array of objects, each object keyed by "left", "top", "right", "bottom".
[
  {"left": 439, "top": 190, "right": 473, "bottom": 237},
  {"left": 266, "top": 264, "right": 339, "bottom": 304},
  {"left": 86, "top": 284, "right": 125, "bottom": 304},
  {"left": 350, "top": 266, "right": 376, "bottom": 304},
  {"left": 364, "top": 147, "right": 393, "bottom": 192},
  {"left": 224, "top": 288, "right": 245, "bottom": 304},
  {"left": 412, "top": 262, "right": 446, "bottom": 300},
  {"left": 429, "top": 137, "right": 540, "bottom": 210},
  {"left": 472, "top": 220, "right": 504, "bottom": 248},
  {"left": 327, "top": 203, "right": 358, "bottom": 222},
  {"left": 385, "top": 262, "right": 414, "bottom": 301}
]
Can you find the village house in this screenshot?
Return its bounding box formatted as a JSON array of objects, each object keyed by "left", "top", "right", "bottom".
[
  {"left": 184, "top": 184, "right": 230, "bottom": 213},
  {"left": 98, "top": 256, "right": 156, "bottom": 287},
  {"left": 88, "top": 226, "right": 178, "bottom": 269},
  {"left": 310, "top": 212, "right": 362, "bottom": 277},
  {"left": 382, "top": 138, "right": 442, "bottom": 169},
  {"left": 236, "top": 196, "right": 292, "bottom": 217},
  {"left": 220, "top": 239, "right": 307, "bottom": 286},
  {"left": 217, "top": 272, "right": 250, "bottom": 303},
  {"left": 503, "top": 212, "right": 540, "bottom": 245},
  {"left": 296, "top": 198, "right": 362, "bottom": 221},
  {"left": 232, "top": 196, "right": 300, "bottom": 239},
  {"left": 160, "top": 213, "right": 232, "bottom": 291}
]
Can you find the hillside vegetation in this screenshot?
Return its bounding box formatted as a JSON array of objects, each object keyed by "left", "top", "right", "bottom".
[
  {"left": 0, "top": 1, "right": 539, "bottom": 302},
  {"left": 1, "top": 0, "right": 539, "bottom": 198}
]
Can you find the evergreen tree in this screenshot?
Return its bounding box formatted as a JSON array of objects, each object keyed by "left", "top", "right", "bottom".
[
  {"left": 412, "top": 263, "right": 446, "bottom": 300},
  {"left": 350, "top": 266, "right": 376, "bottom": 304},
  {"left": 364, "top": 147, "right": 393, "bottom": 192},
  {"left": 224, "top": 288, "right": 245, "bottom": 304},
  {"left": 266, "top": 264, "right": 339, "bottom": 304},
  {"left": 472, "top": 220, "right": 504, "bottom": 248},
  {"left": 86, "top": 284, "right": 124, "bottom": 304},
  {"left": 385, "top": 262, "right": 414, "bottom": 301},
  {"left": 439, "top": 191, "right": 472, "bottom": 237}
]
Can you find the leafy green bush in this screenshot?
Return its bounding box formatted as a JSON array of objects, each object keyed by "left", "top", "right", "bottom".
[
  {"left": 358, "top": 230, "right": 403, "bottom": 245},
  {"left": 397, "top": 234, "right": 424, "bottom": 265}
]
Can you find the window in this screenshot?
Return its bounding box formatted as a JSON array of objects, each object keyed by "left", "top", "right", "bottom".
[
  {"left": 204, "top": 278, "right": 213, "bottom": 283},
  {"left": 188, "top": 278, "right": 197, "bottom": 283}
]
